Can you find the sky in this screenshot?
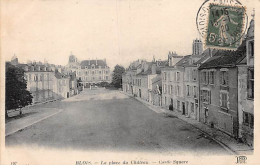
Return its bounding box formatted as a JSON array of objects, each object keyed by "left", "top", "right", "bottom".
[{"left": 1, "top": 0, "right": 255, "bottom": 69}]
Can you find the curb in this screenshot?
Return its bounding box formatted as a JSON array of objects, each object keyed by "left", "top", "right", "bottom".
[
  {"left": 121, "top": 91, "right": 238, "bottom": 155},
  {"left": 5, "top": 109, "right": 63, "bottom": 137}
]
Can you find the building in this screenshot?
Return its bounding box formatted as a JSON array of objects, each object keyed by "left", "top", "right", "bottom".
[
  {"left": 198, "top": 43, "right": 246, "bottom": 138},
  {"left": 147, "top": 60, "right": 167, "bottom": 105},
  {"left": 123, "top": 58, "right": 167, "bottom": 106},
  {"left": 67, "top": 54, "right": 111, "bottom": 87},
  {"left": 161, "top": 52, "right": 183, "bottom": 110},
  {"left": 53, "top": 70, "right": 70, "bottom": 99},
  {"left": 192, "top": 39, "right": 203, "bottom": 55},
  {"left": 122, "top": 59, "right": 145, "bottom": 95},
  {"left": 237, "top": 19, "right": 254, "bottom": 146},
  {"left": 69, "top": 71, "right": 78, "bottom": 96},
  {"left": 183, "top": 54, "right": 209, "bottom": 119},
  {"left": 10, "top": 57, "right": 74, "bottom": 104}
]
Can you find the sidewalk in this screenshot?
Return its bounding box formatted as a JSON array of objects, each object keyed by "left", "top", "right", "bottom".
[
  {"left": 5, "top": 107, "right": 63, "bottom": 136},
  {"left": 121, "top": 91, "right": 254, "bottom": 155}
]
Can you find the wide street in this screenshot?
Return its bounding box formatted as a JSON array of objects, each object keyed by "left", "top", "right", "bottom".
[{"left": 6, "top": 88, "right": 228, "bottom": 155}]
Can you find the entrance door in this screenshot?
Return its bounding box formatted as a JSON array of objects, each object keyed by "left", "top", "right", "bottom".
[
  {"left": 204, "top": 108, "right": 209, "bottom": 123},
  {"left": 182, "top": 102, "right": 185, "bottom": 115}
]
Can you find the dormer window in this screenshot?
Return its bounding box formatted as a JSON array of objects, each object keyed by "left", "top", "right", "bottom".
[{"left": 91, "top": 65, "right": 95, "bottom": 69}]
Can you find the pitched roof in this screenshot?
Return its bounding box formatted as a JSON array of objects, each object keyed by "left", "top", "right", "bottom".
[
  {"left": 55, "top": 70, "right": 69, "bottom": 79},
  {"left": 198, "top": 40, "right": 246, "bottom": 70},
  {"left": 246, "top": 19, "right": 254, "bottom": 39},
  {"left": 175, "top": 55, "right": 192, "bottom": 67},
  {"left": 80, "top": 59, "right": 107, "bottom": 69}
]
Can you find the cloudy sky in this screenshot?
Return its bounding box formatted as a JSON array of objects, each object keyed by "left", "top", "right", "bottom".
[{"left": 2, "top": 0, "right": 254, "bottom": 68}]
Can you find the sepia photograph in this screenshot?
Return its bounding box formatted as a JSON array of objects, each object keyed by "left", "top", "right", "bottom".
[{"left": 0, "top": 0, "right": 259, "bottom": 165}]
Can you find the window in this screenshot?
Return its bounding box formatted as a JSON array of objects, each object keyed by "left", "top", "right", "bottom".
[
  {"left": 201, "top": 71, "right": 208, "bottom": 84},
  {"left": 201, "top": 90, "right": 211, "bottom": 104},
  {"left": 40, "top": 75, "right": 43, "bottom": 81},
  {"left": 220, "top": 92, "right": 228, "bottom": 110},
  {"left": 163, "top": 72, "right": 167, "bottom": 81},
  {"left": 248, "top": 68, "right": 254, "bottom": 99},
  {"left": 177, "top": 85, "right": 180, "bottom": 96},
  {"left": 176, "top": 72, "right": 180, "bottom": 82},
  {"left": 86, "top": 71, "right": 88, "bottom": 75},
  {"left": 92, "top": 71, "right": 95, "bottom": 75},
  {"left": 99, "top": 76, "right": 102, "bottom": 80},
  {"left": 191, "top": 103, "right": 194, "bottom": 113},
  {"left": 35, "top": 75, "right": 38, "bottom": 81},
  {"left": 248, "top": 40, "right": 254, "bottom": 57},
  {"left": 29, "top": 74, "right": 32, "bottom": 81},
  {"left": 106, "top": 76, "right": 108, "bottom": 80},
  {"left": 177, "top": 100, "right": 180, "bottom": 110},
  {"left": 220, "top": 71, "right": 229, "bottom": 86},
  {"left": 193, "top": 69, "right": 197, "bottom": 81},
  {"left": 187, "top": 85, "right": 190, "bottom": 96},
  {"left": 209, "top": 71, "right": 215, "bottom": 84},
  {"left": 170, "top": 85, "right": 173, "bottom": 94},
  {"left": 99, "top": 71, "right": 102, "bottom": 74},
  {"left": 194, "top": 86, "right": 197, "bottom": 98},
  {"left": 243, "top": 112, "right": 254, "bottom": 128},
  {"left": 164, "top": 84, "right": 167, "bottom": 94}
]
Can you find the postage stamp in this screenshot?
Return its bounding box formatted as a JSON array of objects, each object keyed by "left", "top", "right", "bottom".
[{"left": 205, "top": 4, "right": 246, "bottom": 50}]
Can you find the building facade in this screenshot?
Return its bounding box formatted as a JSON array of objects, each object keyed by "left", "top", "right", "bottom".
[
  {"left": 67, "top": 54, "right": 111, "bottom": 87},
  {"left": 237, "top": 19, "right": 254, "bottom": 146},
  {"left": 198, "top": 44, "right": 246, "bottom": 138},
  {"left": 10, "top": 57, "right": 76, "bottom": 104}
]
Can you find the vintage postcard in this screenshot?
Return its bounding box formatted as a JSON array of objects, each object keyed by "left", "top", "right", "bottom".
[{"left": 0, "top": 0, "right": 259, "bottom": 165}]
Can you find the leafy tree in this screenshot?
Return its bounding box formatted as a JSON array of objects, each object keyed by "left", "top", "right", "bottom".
[
  {"left": 111, "top": 65, "right": 125, "bottom": 88},
  {"left": 5, "top": 63, "right": 33, "bottom": 118}
]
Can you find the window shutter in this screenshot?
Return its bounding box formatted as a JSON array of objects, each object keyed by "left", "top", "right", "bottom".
[
  {"left": 220, "top": 93, "right": 222, "bottom": 106},
  {"left": 220, "top": 71, "right": 223, "bottom": 85},
  {"left": 227, "top": 92, "right": 230, "bottom": 109},
  {"left": 226, "top": 71, "right": 229, "bottom": 85},
  {"left": 209, "top": 91, "right": 211, "bottom": 104}
]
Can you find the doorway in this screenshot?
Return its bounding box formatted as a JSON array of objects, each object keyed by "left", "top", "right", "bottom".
[{"left": 182, "top": 102, "right": 185, "bottom": 115}]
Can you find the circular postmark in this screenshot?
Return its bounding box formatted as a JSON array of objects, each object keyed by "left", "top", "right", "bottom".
[{"left": 196, "top": 0, "right": 248, "bottom": 50}]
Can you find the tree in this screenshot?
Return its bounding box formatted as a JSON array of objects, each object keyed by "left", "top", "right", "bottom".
[
  {"left": 5, "top": 63, "right": 33, "bottom": 118},
  {"left": 111, "top": 65, "right": 125, "bottom": 88}
]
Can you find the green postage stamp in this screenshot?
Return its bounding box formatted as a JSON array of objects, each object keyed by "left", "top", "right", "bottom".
[{"left": 205, "top": 4, "right": 246, "bottom": 50}]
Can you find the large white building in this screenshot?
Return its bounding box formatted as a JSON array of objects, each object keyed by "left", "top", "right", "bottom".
[{"left": 67, "top": 54, "right": 111, "bottom": 87}]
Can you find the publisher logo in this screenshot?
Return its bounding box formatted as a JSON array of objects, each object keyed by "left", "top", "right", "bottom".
[{"left": 236, "top": 156, "right": 247, "bottom": 164}]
